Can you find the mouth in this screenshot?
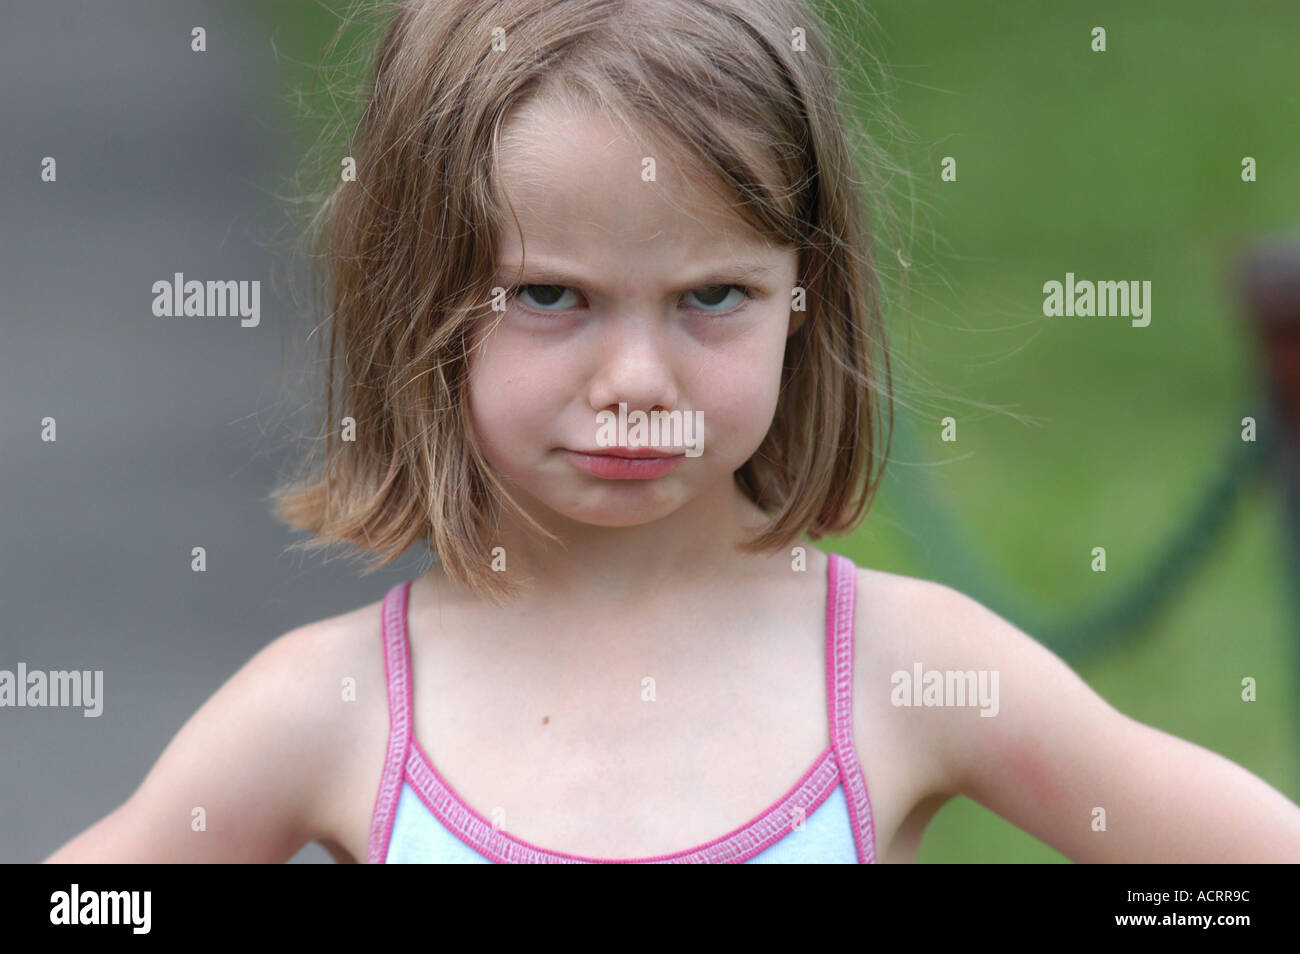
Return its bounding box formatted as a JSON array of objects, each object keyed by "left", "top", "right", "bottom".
[
  {"left": 563, "top": 448, "right": 687, "bottom": 480},
  {"left": 570, "top": 446, "right": 683, "bottom": 459}
]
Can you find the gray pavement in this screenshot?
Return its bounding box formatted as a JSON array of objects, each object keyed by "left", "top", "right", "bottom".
[{"left": 0, "top": 1, "right": 427, "bottom": 863}]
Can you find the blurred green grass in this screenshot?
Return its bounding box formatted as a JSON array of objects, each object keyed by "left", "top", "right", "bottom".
[{"left": 245, "top": 0, "right": 1300, "bottom": 862}]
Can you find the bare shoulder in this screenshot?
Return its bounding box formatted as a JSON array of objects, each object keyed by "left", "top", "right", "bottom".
[
  {"left": 43, "top": 592, "right": 391, "bottom": 863},
  {"left": 849, "top": 568, "right": 1060, "bottom": 802},
  {"left": 853, "top": 572, "right": 1300, "bottom": 861},
  {"left": 864, "top": 572, "right": 1123, "bottom": 795},
  {"left": 178, "top": 592, "right": 393, "bottom": 862},
  {"left": 850, "top": 567, "right": 965, "bottom": 804},
  {"left": 277, "top": 593, "right": 393, "bottom": 862},
  {"left": 225, "top": 600, "right": 389, "bottom": 829},
  {"left": 846, "top": 567, "right": 1077, "bottom": 861}
]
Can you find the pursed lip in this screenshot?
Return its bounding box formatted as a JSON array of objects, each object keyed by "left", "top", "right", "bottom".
[{"left": 566, "top": 447, "right": 684, "bottom": 459}]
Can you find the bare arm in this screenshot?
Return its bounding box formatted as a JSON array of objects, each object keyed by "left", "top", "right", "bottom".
[
  {"left": 922, "top": 585, "right": 1300, "bottom": 862},
  {"left": 43, "top": 622, "right": 341, "bottom": 863}
]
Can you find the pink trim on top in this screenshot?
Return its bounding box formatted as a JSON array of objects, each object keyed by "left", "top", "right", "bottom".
[
  {"left": 826, "top": 552, "right": 878, "bottom": 863},
  {"left": 367, "top": 552, "right": 878, "bottom": 863},
  {"left": 365, "top": 581, "right": 414, "bottom": 863},
  {"left": 405, "top": 737, "right": 841, "bottom": 863}
]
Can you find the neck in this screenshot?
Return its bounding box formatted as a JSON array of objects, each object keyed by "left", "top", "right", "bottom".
[{"left": 430, "top": 477, "right": 782, "bottom": 610}]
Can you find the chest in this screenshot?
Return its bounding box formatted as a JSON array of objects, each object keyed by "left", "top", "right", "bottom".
[
  {"left": 327, "top": 573, "right": 939, "bottom": 863},
  {"left": 407, "top": 605, "right": 834, "bottom": 858}
]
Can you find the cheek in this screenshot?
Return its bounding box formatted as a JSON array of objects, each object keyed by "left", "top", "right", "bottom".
[
  {"left": 467, "top": 333, "right": 560, "bottom": 460},
  {"left": 691, "top": 317, "right": 788, "bottom": 444},
  {"left": 467, "top": 344, "right": 523, "bottom": 465},
  {"left": 704, "top": 368, "right": 782, "bottom": 451}
]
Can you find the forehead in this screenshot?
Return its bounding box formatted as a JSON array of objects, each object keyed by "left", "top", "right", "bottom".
[{"left": 494, "top": 97, "right": 781, "bottom": 264}]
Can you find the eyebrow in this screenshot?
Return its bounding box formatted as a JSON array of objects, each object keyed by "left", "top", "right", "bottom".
[{"left": 494, "top": 258, "right": 778, "bottom": 291}]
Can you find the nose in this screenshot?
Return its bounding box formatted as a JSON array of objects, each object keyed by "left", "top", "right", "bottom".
[{"left": 585, "top": 316, "right": 680, "bottom": 418}]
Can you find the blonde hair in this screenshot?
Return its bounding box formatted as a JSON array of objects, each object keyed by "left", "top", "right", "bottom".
[{"left": 270, "top": 0, "right": 910, "bottom": 602}]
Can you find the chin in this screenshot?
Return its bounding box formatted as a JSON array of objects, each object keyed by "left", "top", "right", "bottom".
[{"left": 548, "top": 493, "right": 691, "bottom": 529}]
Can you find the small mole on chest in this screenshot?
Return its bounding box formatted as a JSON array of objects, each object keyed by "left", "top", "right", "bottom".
[{"left": 542, "top": 715, "right": 549, "bottom": 725}]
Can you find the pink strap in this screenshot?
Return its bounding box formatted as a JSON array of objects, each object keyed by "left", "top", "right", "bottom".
[
  {"left": 825, "top": 553, "right": 878, "bottom": 863},
  {"left": 365, "top": 580, "right": 414, "bottom": 863}
]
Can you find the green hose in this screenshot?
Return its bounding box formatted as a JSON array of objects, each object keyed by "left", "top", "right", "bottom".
[{"left": 884, "top": 400, "right": 1277, "bottom": 662}]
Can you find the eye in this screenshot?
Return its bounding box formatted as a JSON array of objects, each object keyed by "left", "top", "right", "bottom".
[
  {"left": 515, "top": 285, "right": 581, "bottom": 311},
  {"left": 682, "top": 284, "right": 749, "bottom": 312},
  {"left": 509, "top": 282, "right": 752, "bottom": 315}
]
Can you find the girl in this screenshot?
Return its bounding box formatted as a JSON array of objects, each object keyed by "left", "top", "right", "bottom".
[{"left": 46, "top": 0, "right": 1300, "bottom": 863}]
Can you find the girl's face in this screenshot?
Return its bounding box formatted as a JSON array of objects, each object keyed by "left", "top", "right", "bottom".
[{"left": 469, "top": 97, "right": 800, "bottom": 530}]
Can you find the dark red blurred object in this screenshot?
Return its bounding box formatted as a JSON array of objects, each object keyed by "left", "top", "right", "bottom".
[{"left": 1241, "top": 231, "right": 1300, "bottom": 445}]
